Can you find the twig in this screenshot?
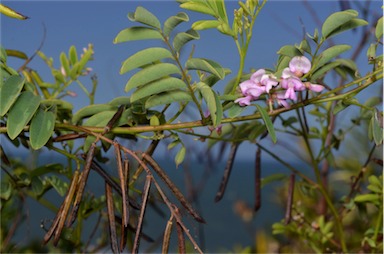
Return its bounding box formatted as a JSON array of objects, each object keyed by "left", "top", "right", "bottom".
[
  {"left": 105, "top": 182, "right": 119, "bottom": 254},
  {"left": 132, "top": 175, "right": 151, "bottom": 254},
  {"left": 162, "top": 214, "right": 174, "bottom": 254},
  {"left": 254, "top": 147, "right": 261, "bottom": 212},
  {"left": 285, "top": 174, "right": 295, "bottom": 225},
  {"left": 142, "top": 153, "right": 206, "bottom": 223},
  {"left": 113, "top": 142, "right": 128, "bottom": 227},
  {"left": 17, "top": 23, "right": 46, "bottom": 73}
]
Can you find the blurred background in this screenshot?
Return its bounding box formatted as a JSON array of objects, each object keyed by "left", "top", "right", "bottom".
[{"left": 1, "top": 0, "right": 382, "bottom": 252}]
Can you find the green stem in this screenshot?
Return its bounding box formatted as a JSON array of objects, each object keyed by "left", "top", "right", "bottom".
[
  {"left": 162, "top": 34, "right": 205, "bottom": 119},
  {"left": 230, "top": 0, "right": 267, "bottom": 95},
  {"left": 297, "top": 110, "right": 347, "bottom": 252}
]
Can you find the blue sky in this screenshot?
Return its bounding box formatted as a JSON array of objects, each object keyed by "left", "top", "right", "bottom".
[{"left": 2, "top": 0, "right": 382, "bottom": 161}]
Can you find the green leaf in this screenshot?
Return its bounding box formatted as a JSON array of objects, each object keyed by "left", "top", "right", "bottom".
[
  {"left": 185, "top": 58, "right": 225, "bottom": 79},
  {"left": 361, "top": 96, "right": 381, "bottom": 117},
  {"left": 368, "top": 175, "right": 382, "bottom": 189},
  {"left": 322, "top": 9, "right": 358, "bottom": 39},
  {"left": 120, "top": 47, "right": 173, "bottom": 74},
  {"left": 77, "top": 44, "right": 93, "bottom": 74},
  {"left": 164, "top": 12, "right": 189, "bottom": 37},
  {"left": 175, "top": 145, "right": 186, "bottom": 168},
  {"left": 333, "top": 100, "right": 349, "bottom": 115},
  {"left": 125, "top": 63, "right": 181, "bottom": 92},
  {"left": 31, "top": 176, "right": 44, "bottom": 196},
  {"left": 72, "top": 104, "right": 116, "bottom": 124},
  {"left": 145, "top": 90, "right": 192, "bottom": 108},
  {"left": 40, "top": 99, "right": 73, "bottom": 110},
  {"left": 5, "top": 49, "right": 28, "bottom": 60},
  {"left": 310, "top": 61, "right": 340, "bottom": 81},
  {"left": 0, "top": 45, "right": 7, "bottom": 63},
  {"left": 128, "top": 6, "right": 161, "bottom": 29},
  {"left": 173, "top": 29, "right": 200, "bottom": 52},
  {"left": 179, "top": 2, "right": 216, "bottom": 16},
  {"left": 45, "top": 176, "right": 68, "bottom": 197},
  {"left": 376, "top": 17, "right": 383, "bottom": 40},
  {"left": 354, "top": 193, "right": 380, "bottom": 203},
  {"left": 7, "top": 91, "right": 41, "bottom": 140},
  {"left": 371, "top": 109, "right": 383, "bottom": 145},
  {"left": 108, "top": 96, "right": 131, "bottom": 106},
  {"left": 113, "top": 26, "right": 163, "bottom": 44},
  {"left": 367, "top": 43, "right": 377, "bottom": 61},
  {"left": 0, "top": 75, "right": 25, "bottom": 116},
  {"left": 299, "top": 39, "right": 312, "bottom": 54},
  {"left": 326, "top": 18, "right": 368, "bottom": 39},
  {"left": 60, "top": 52, "right": 70, "bottom": 78},
  {"left": 277, "top": 45, "right": 302, "bottom": 57},
  {"left": 196, "top": 82, "right": 222, "bottom": 126},
  {"left": 82, "top": 110, "right": 117, "bottom": 152},
  {"left": 30, "top": 109, "right": 56, "bottom": 150},
  {"left": 192, "top": 20, "right": 220, "bottom": 30},
  {"left": 255, "top": 104, "right": 277, "bottom": 143},
  {"left": 0, "top": 181, "right": 12, "bottom": 200},
  {"left": 0, "top": 3, "right": 29, "bottom": 20},
  {"left": 149, "top": 115, "right": 160, "bottom": 126},
  {"left": 204, "top": 68, "right": 231, "bottom": 87},
  {"left": 68, "top": 45, "right": 78, "bottom": 65},
  {"left": 30, "top": 163, "right": 63, "bottom": 178},
  {"left": 313, "top": 44, "right": 351, "bottom": 71},
  {"left": 131, "top": 77, "right": 186, "bottom": 102},
  {"left": 227, "top": 102, "right": 246, "bottom": 118},
  {"left": 210, "top": 0, "right": 227, "bottom": 21}
]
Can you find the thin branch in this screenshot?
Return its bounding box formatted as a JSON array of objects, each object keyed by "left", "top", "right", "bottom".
[
  {"left": 105, "top": 182, "right": 119, "bottom": 254},
  {"left": 254, "top": 147, "right": 261, "bottom": 212},
  {"left": 132, "top": 175, "right": 151, "bottom": 254},
  {"left": 284, "top": 174, "right": 295, "bottom": 225}
]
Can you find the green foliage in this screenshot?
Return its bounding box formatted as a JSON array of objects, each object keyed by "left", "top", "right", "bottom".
[
  {"left": 0, "top": 75, "right": 25, "bottom": 116},
  {"left": 321, "top": 9, "right": 368, "bottom": 39},
  {"left": 30, "top": 108, "right": 56, "bottom": 150},
  {"left": 7, "top": 91, "right": 41, "bottom": 140}
]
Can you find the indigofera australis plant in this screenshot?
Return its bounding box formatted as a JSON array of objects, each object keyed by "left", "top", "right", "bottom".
[{"left": 0, "top": 0, "right": 382, "bottom": 253}]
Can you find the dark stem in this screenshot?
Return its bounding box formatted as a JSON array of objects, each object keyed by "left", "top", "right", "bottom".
[{"left": 214, "top": 143, "right": 239, "bottom": 202}]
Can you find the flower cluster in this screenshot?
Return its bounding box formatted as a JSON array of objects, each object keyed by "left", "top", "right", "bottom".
[{"left": 235, "top": 56, "right": 324, "bottom": 108}]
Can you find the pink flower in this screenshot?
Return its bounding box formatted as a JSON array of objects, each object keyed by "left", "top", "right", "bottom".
[
  {"left": 304, "top": 82, "right": 324, "bottom": 92},
  {"left": 235, "top": 95, "right": 253, "bottom": 106},
  {"left": 250, "top": 69, "right": 266, "bottom": 83},
  {"left": 271, "top": 92, "right": 290, "bottom": 108},
  {"left": 280, "top": 76, "right": 305, "bottom": 101},
  {"left": 239, "top": 80, "right": 265, "bottom": 98},
  {"left": 289, "top": 56, "right": 311, "bottom": 77},
  {"left": 260, "top": 73, "right": 278, "bottom": 93},
  {"left": 235, "top": 69, "right": 278, "bottom": 107}
]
